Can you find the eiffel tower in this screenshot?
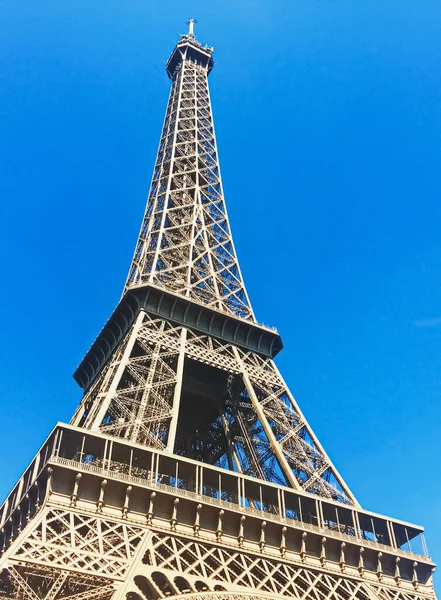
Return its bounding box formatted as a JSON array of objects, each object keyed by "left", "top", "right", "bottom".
[{"left": 0, "top": 20, "right": 436, "bottom": 600}]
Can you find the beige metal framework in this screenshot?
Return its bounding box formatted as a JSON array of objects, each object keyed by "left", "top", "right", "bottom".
[
  {"left": 70, "top": 23, "right": 355, "bottom": 506},
  {"left": 71, "top": 310, "right": 355, "bottom": 504},
  {"left": 0, "top": 20, "right": 437, "bottom": 600},
  {"left": 124, "top": 44, "right": 253, "bottom": 321}
]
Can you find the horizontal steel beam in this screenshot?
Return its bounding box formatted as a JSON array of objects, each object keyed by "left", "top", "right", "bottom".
[{"left": 74, "top": 284, "right": 283, "bottom": 390}]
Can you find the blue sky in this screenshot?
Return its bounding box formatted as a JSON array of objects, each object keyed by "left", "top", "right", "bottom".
[{"left": 1, "top": 0, "right": 440, "bottom": 586}]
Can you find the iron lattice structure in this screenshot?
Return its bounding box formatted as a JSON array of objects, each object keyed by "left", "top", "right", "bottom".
[
  {"left": 0, "top": 21, "right": 437, "bottom": 600},
  {"left": 124, "top": 39, "right": 253, "bottom": 322}
]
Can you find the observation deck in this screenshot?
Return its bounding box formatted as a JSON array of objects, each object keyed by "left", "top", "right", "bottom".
[
  {"left": 74, "top": 283, "right": 283, "bottom": 390},
  {"left": 166, "top": 23, "right": 214, "bottom": 78},
  {"left": 0, "top": 423, "right": 435, "bottom": 591}
]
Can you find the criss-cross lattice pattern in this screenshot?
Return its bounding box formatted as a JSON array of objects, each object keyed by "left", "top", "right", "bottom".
[
  {"left": 124, "top": 533, "right": 432, "bottom": 600},
  {"left": 72, "top": 313, "right": 355, "bottom": 503},
  {"left": 11, "top": 509, "right": 144, "bottom": 580},
  {"left": 72, "top": 311, "right": 354, "bottom": 503},
  {"left": 0, "top": 565, "right": 115, "bottom": 600},
  {"left": 75, "top": 315, "right": 183, "bottom": 451},
  {"left": 99, "top": 328, "right": 181, "bottom": 448},
  {"left": 124, "top": 55, "right": 253, "bottom": 322}
]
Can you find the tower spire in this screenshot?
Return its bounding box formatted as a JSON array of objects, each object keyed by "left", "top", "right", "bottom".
[{"left": 186, "top": 17, "right": 197, "bottom": 38}]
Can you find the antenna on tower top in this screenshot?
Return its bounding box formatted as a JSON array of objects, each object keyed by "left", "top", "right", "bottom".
[{"left": 186, "top": 18, "right": 197, "bottom": 38}]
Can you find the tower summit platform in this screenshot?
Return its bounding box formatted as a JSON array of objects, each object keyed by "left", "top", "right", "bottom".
[{"left": 166, "top": 19, "right": 214, "bottom": 78}]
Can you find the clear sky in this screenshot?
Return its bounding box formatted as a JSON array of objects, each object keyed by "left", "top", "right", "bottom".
[{"left": 0, "top": 0, "right": 440, "bottom": 587}]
